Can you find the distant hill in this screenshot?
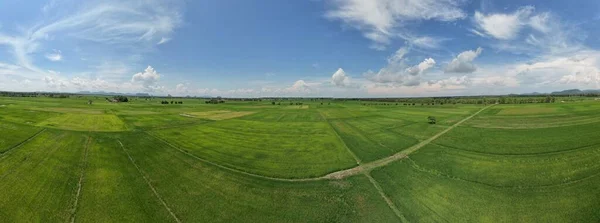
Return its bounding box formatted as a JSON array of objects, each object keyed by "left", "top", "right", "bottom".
[
  {"left": 550, "top": 89, "right": 600, "bottom": 95},
  {"left": 77, "top": 91, "right": 150, "bottom": 97}
]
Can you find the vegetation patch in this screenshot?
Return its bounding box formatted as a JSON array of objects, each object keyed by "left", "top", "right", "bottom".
[
  {"left": 150, "top": 119, "right": 357, "bottom": 178},
  {"left": 38, "top": 113, "right": 127, "bottom": 131},
  {"left": 497, "top": 107, "right": 557, "bottom": 115},
  {"left": 185, "top": 110, "right": 255, "bottom": 120}
]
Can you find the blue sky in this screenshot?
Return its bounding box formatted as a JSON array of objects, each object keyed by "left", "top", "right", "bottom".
[{"left": 1, "top": 0, "right": 600, "bottom": 97}]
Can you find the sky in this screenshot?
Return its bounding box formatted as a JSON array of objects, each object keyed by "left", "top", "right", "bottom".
[{"left": 1, "top": 0, "right": 600, "bottom": 97}]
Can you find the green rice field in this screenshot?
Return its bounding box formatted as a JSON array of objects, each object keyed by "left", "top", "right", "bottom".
[{"left": 0, "top": 96, "right": 598, "bottom": 222}]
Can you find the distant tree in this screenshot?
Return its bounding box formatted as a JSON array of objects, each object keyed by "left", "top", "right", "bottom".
[
  {"left": 428, "top": 116, "right": 437, "bottom": 124},
  {"left": 272, "top": 101, "right": 276, "bottom": 105}
]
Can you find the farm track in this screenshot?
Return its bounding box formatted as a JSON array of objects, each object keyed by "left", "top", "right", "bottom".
[
  {"left": 149, "top": 105, "right": 493, "bottom": 182},
  {"left": 365, "top": 173, "right": 408, "bottom": 222},
  {"left": 70, "top": 136, "right": 92, "bottom": 223},
  {"left": 118, "top": 140, "right": 182, "bottom": 223},
  {"left": 0, "top": 128, "right": 46, "bottom": 160},
  {"left": 323, "top": 104, "right": 493, "bottom": 179}
]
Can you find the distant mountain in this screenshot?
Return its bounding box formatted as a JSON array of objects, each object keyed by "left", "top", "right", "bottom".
[
  {"left": 550, "top": 89, "right": 600, "bottom": 95},
  {"left": 77, "top": 91, "right": 151, "bottom": 96}
]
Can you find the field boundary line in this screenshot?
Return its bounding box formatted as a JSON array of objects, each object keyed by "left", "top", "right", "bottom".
[
  {"left": 364, "top": 173, "right": 408, "bottom": 222},
  {"left": 141, "top": 105, "right": 491, "bottom": 182},
  {"left": 145, "top": 132, "right": 322, "bottom": 182},
  {"left": 118, "top": 140, "right": 182, "bottom": 223},
  {"left": 70, "top": 136, "right": 92, "bottom": 223},
  {"left": 318, "top": 111, "right": 362, "bottom": 164},
  {"left": 324, "top": 105, "right": 493, "bottom": 179},
  {"left": 0, "top": 128, "right": 46, "bottom": 159}
]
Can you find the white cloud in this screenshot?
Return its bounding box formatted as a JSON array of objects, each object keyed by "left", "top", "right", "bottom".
[
  {"left": 131, "top": 66, "right": 162, "bottom": 92},
  {"left": 0, "top": 0, "right": 183, "bottom": 73},
  {"left": 45, "top": 50, "right": 62, "bottom": 61},
  {"left": 43, "top": 76, "right": 67, "bottom": 89},
  {"left": 157, "top": 37, "right": 171, "bottom": 45},
  {"left": 326, "top": 0, "right": 466, "bottom": 47},
  {"left": 513, "top": 51, "right": 600, "bottom": 87},
  {"left": 365, "top": 47, "right": 435, "bottom": 86},
  {"left": 529, "top": 12, "right": 551, "bottom": 33},
  {"left": 473, "top": 6, "right": 534, "bottom": 40},
  {"left": 445, "top": 47, "right": 483, "bottom": 73},
  {"left": 406, "top": 58, "right": 436, "bottom": 75},
  {"left": 331, "top": 68, "right": 350, "bottom": 87},
  {"left": 411, "top": 36, "right": 445, "bottom": 49}
]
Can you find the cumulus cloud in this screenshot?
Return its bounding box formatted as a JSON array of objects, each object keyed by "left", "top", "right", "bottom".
[
  {"left": 43, "top": 76, "right": 67, "bottom": 89},
  {"left": 331, "top": 68, "right": 350, "bottom": 87},
  {"left": 326, "top": 0, "right": 466, "bottom": 48},
  {"left": 131, "top": 66, "right": 162, "bottom": 92},
  {"left": 513, "top": 51, "right": 600, "bottom": 87},
  {"left": 365, "top": 47, "right": 435, "bottom": 86},
  {"left": 45, "top": 50, "right": 62, "bottom": 61},
  {"left": 445, "top": 47, "right": 483, "bottom": 73}
]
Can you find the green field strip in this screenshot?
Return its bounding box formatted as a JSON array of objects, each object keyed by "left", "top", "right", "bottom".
[
  {"left": 118, "top": 140, "right": 182, "bottom": 223},
  {"left": 405, "top": 157, "right": 600, "bottom": 189},
  {"left": 411, "top": 143, "right": 600, "bottom": 188},
  {"left": 149, "top": 119, "right": 357, "bottom": 178},
  {"left": 364, "top": 173, "right": 408, "bottom": 222},
  {"left": 324, "top": 105, "right": 493, "bottom": 180},
  {"left": 0, "top": 130, "right": 86, "bottom": 222},
  {"left": 74, "top": 135, "right": 175, "bottom": 222},
  {"left": 117, "top": 133, "right": 399, "bottom": 222},
  {"left": 323, "top": 120, "right": 362, "bottom": 164},
  {"left": 0, "top": 128, "right": 46, "bottom": 158},
  {"left": 432, "top": 141, "right": 600, "bottom": 156},
  {"left": 145, "top": 132, "right": 325, "bottom": 182},
  {"left": 69, "top": 136, "right": 91, "bottom": 223}
]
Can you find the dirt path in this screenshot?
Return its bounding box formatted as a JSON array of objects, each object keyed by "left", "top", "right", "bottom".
[
  {"left": 323, "top": 105, "right": 492, "bottom": 179},
  {"left": 151, "top": 105, "right": 492, "bottom": 182},
  {"left": 118, "top": 140, "right": 182, "bottom": 223},
  {"left": 70, "top": 136, "right": 92, "bottom": 223}
]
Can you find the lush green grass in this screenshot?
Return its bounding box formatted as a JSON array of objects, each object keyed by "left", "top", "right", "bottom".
[
  {"left": 369, "top": 101, "right": 600, "bottom": 222},
  {"left": 75, "top": 135, "right": 175, "bottom": 222},
  {"left": 435, "top": 123, "right": 600, "bottom": 154},
  {"left": 466, "top": 102, "right": 600, "bottom": 128},
  {"left": 150, "top": 119, "right": 357, "bottom": 178},
  {"left": 115, "top": 133, "right": 398, "bottom": 222},
  {"left": 1, "top": 96, "right": 599, "bottom": 222},
  {"left": 0, "top": 130, "right": 86, "bottom": 222},
  {"left": 0, "top": 121, "right": 42, "bottom": 153},
  {"left": 38, "top": 113, "right": 128, "bottom": 131},
  {"left": 371, "top": 159, "right": 600, "bottom": 222}
]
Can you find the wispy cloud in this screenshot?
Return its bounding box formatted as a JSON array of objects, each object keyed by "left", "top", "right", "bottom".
[
  {"left": 45, "top": 50, "right": 62, "bottom": 61},
  {"left": 0, "top": 0, "right": 183, "bottom": 75},
  {"left": 325, "top": 0, "right": 466, "bottom": 48}
]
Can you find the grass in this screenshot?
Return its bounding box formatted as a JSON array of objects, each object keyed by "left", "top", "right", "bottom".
[
  {"left": 74, "top": 135, "right": 175, "bottom": 222},
  {"left": 150, "top": 119, "right": 357, "bottom": 178},
  {"left": 371, "top": 159, "right": 600, "bottom": 222},
  {"left": 115, "top": 133, "right": 398, "bottom": 222},
  {"left": 0, "top": 130, "right": 86, "bottom": 222},
  {"left": 0, "top": 96, "right": 599, "bottom": 222},
  {"left": 38, "top": 113, "right": 128, "bottom": 131},
  {"left": 0, "top": 121, "right": 42, "bottom": 153}
]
